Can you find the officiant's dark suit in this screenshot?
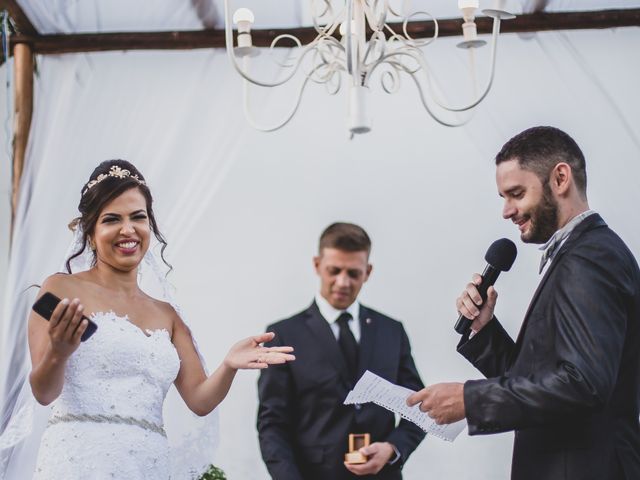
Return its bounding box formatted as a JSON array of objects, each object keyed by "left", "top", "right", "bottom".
[{"left": 257, "top": 223, "right": 425, "bottom": 480}]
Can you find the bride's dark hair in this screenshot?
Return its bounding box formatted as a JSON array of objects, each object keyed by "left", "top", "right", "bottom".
[{"left": 65, "top": 159, "right": 171, "bottom": 273}]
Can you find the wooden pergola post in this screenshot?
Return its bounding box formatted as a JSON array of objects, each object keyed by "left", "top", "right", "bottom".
[{"left": 10, "top": 42, "right": 34, "bottom": 244}]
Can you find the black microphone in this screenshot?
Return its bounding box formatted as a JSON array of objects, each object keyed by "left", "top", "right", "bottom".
[{"left": 454, "top": 238, "right": 517, "bottom": 335}]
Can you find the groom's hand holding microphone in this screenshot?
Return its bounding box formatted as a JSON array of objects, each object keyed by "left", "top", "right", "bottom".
[{"left": 407, "top": 238, "right": 516, "bottom": 423}]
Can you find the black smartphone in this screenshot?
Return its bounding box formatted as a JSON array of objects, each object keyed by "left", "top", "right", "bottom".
[{"left": 32, "top": 292, "right": 98, "bottom": 342}]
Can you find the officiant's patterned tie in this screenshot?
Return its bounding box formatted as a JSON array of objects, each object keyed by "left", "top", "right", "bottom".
[{"left": 336, "top": 312, "right": 358, "bottom": 381}]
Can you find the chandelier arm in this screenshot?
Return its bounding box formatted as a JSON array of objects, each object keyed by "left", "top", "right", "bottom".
[
  {"left": 323, "top": 67, "right": 343, "bottom": 95},
  {"left": 303, "top": 38, "right": 344, "bottom": 83},
  {"left": 316, "top": 34, "right": 346, "bottom": 65},
  {"left": 416, "top": 17, "right": 501, "bottom": 113},
  {"left": 363, "top": 48, "right": 424, "bottom": 85},
  {"left": 406, "top": 71, "right": 473, "bottom": 127},
  {"left": 269, "top": 34, "right": 303, "bottom": 68},
  {"left": 362, "top": 31, "right": 388, "bottom": 67},
  {"left": 403, "top": 12, "right": 439, "bottom": 48},
  {"left": 306, "top": 48, "right": 325, "bottom": 80},
  {"left": 224, "top": 0, "right": 320, "bottom": 88},
  {"left": 241, "top": 61, "right": 323, "bottom": 133},
  {"left": 314, "top": 11, "right": 344, "bottom": 38},
  {"left": 363, "top": 0, "right": 384, "bottom": 32},
  {"left": 379, "top": 62, "right": 402, "bottom": 94},
  {"left": 310, "top": 0, "right": 326, "bottom": 35},
  {"left": 361, "top": 51, "right": 467, "bottom": 125},
  {"left": 385, "top": 51, "right": 423, "bottom": 75},
  {"left": 310, "top": 0, "right": 341, "bottom": 36},
  {"left": 383, "top": 57, "right": 475, "bottom": 126},
  {"left": 383, "top": 23, "right": 398, "bottom": 41},
  {"left": 378, "top": 0, "right": 389, "bottom": 29},
  {"left": 365, "top": 17, "right": 501, "bottom": 113},
  {"left": 383, "top": 24, "right": 416, "bottom": 48},
  {"left": 386, "top": 0, "right": 403, "bottom": 18},
  {"left": 309, "top": 61, "right": 343, "bottom": 84}
]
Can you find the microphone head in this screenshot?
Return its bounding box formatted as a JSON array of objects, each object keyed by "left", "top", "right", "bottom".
[{"left": 485, "top": 238, "right": 517, "bottom": 271}]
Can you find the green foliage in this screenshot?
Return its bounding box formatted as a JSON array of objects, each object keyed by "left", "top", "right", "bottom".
[{"left": 198, "top": 465, "right": 227, "bottom": 480}]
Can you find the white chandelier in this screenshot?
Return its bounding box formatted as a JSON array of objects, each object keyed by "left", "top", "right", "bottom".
[{"left": 224, "top": 0, "right": 515, "bottom": 136}]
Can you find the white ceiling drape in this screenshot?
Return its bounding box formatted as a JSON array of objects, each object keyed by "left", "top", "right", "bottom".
[
  {"left": 1, "top": 12, "right": 639, "bottom": 480},
  {"left": 15, "top": 0, "right": 640, "bottom": 32}
]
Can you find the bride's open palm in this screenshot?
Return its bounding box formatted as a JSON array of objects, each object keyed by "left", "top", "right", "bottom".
[{"left": 224, "top": 332, "right": 295, "bottom": 370}]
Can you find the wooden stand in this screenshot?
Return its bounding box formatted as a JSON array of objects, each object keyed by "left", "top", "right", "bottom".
[{"left": 344, "top": 433, "right": 370, "bottom": 464}]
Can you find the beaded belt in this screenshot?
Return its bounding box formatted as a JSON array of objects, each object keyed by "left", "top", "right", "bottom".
[{"left": 48, "top": 413, "right": 166, "bottom": 437}]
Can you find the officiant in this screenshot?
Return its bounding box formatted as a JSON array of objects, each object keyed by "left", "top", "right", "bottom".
[{"left": 257, "top": 222, "right": 426, "bottom": 480}]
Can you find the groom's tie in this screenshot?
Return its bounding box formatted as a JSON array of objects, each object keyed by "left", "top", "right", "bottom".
[
  {"left": 336, "top": 312, "right": 358, "bottom": 381},
  {"left": 539, "top": 231, "right": 566, "bottom": 273}
]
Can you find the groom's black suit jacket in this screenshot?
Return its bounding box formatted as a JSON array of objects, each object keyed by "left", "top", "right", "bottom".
[
  {"left": 458, "top": 214, "right": 640, "bottom": 479},
  {"left": 258, "top": 302, "right": 425, "bottom": 480}
]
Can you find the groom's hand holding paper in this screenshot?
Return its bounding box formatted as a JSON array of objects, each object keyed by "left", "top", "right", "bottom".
[
  {"left": 406, "top": 382, "right": 466, "bottom": 425},
  {"left": 344, "top": 371, "right": 466, "bottom": 441}
]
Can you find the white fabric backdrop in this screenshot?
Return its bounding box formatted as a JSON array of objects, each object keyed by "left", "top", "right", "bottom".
[{"left": 1, "top": 27, "right": 640, "bottom": 479}]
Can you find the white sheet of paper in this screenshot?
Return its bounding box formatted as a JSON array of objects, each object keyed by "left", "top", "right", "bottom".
[{"left": 344, "top": 370, "right": 466, "bottom": 442}]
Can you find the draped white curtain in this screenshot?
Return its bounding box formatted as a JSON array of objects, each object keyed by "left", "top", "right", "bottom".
[{"left": 1, "top": 26, "right": 640, "bottom": 478}]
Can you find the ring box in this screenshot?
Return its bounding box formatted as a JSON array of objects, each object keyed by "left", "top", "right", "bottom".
[{"left": 344, "top": 433, "right": 370, "bottom": 464}]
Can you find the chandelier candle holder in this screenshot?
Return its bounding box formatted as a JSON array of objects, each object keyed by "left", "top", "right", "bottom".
[{"left": 224, "top": 0, "right": 515, "bottom": 137}]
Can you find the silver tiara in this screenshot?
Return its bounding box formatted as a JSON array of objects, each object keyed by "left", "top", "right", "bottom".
[{"left": 82, "top": 165, "right": 146, "bottom": 196}]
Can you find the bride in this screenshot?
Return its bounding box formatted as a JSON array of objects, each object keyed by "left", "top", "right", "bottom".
[{"left": 16, "top": 159, "right": 294, "bottom": 479}]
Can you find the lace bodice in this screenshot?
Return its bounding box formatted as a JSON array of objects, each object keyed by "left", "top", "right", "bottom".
[
  {"left": 30, "top": 311, "right": 182, "bottom": 479},
  {"left": 52, "top": 311, "right": 181, "bottom": 425}
]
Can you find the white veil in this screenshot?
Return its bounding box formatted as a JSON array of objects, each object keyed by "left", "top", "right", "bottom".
[{"left": 0, "top": 226, "right": 220, "bottom": 479}]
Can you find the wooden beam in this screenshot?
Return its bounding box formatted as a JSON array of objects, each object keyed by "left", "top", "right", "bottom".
[
  {"left": 10, "top": 43, "right": 33, "bottom": 242},
  {"left": 12, "top": 29, "right": 227, "bottom": 54},
  {"left": 0, "top": 0, "right": 38, "bottom": 35},
  {"left": 7, "top": 8, "right": 640, "bottom": 55},
  {"left": 475, "top": 7, "right": 640, "bottom": 34}
]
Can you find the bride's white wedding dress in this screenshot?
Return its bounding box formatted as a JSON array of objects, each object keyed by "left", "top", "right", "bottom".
[{"left": 33, "top": 311, "right": 180, "bottom": 480}]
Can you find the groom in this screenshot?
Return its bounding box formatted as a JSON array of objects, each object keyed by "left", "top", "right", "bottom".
[{"left": 257, "top": 222, "right": 425, "bottom": 480}]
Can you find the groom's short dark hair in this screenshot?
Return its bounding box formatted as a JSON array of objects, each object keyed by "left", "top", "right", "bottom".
[{"left": 496, "top": 126, "right": 587, "bottom": 196}]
